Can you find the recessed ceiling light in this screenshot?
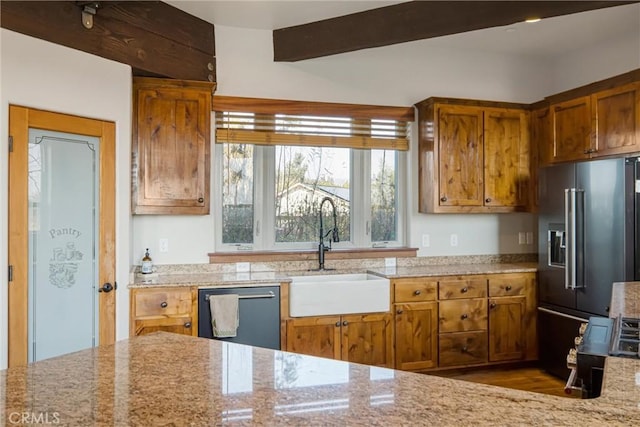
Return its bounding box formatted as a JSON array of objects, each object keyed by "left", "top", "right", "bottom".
[{"left": 525, "top": 18, "right": 542, "bottom": 23}]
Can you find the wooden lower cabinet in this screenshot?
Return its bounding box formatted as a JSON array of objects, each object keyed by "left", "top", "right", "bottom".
[
  {"left": 439, "top": 331, "right": 488, "bottom": 367},
  {"left": 488, "top": 296, "right": 525, "bottom": 362},
  {"left": 134, "top": 315, "right": 195, "bottom": 336},
  {"left": 285, "top": 316, "right": 341, "bottom": 360},
  {"left": 394, "top": 302, "right": 438, "bottom": 370},
  {"left": 285, "top": 313, "right": 394, "bottom": 368},
  {"left": 389, "top": 272, "right": 537, "bottom": 372},
  {"left": 130, "top": 287, "right": 198, "bottom": 337}
]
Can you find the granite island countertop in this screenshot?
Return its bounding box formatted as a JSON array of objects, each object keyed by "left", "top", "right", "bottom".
[
  {"left": 129, "top": 262, "right": 538, "bottom": 288},
  {"left": 1, "top": 332, "right": 638, "bottom": 426},
  {"left": 3, "top": 282, "right": 640, "bottom": 426}
]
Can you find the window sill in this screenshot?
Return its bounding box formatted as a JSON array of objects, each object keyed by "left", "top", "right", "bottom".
[{"left": 208, "top": 247, "right": 418, "bottom": 263}]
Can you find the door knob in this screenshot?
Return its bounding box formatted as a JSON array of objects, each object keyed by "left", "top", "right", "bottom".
[{"left": 98, "top": 282, "right": 115, "bottom": 293}]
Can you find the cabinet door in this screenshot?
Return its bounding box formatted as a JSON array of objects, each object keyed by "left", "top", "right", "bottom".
[
  {"left": 285, "top": 316, "right": 341, "bottom": 360},
  {"left": 592, "top": 82, "right": 640, "bottom": 157},
  {"left": 483, "top": 109, "right": 530, "bottom": 208},
  {"left": 341, "top": 313, "right": 393, "bottom": 368},
  {"left": 488, "top": 296, "right": 525, "bottom": 362},
  {"left": 551, "top": 96, "right": 591, "bottom": 162},
  {"left": 132, "top": 78, "right": 212, "bottom": 214},
  {"left": 437, "top": 106, "right": 484, "bottom": 207},
  {"left": 394, "top": 302, "right": 438, "bottom": 371},
  {"left": 134, "top": 316, "right": 195, "bottom": 336}
]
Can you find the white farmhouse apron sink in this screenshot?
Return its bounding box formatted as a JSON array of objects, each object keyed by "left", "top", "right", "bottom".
[{"left": 288, "top": 273, "right": 390, "bottom": 317}]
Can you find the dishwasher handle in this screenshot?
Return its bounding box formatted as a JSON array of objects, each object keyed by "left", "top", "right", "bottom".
[{"left": 204, "top": 291, "right": 276, "bottom": 301}]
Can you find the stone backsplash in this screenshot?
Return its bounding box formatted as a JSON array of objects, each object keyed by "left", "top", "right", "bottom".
[{"left": 134, "top": 253, "right": 537, "bottom": 276}]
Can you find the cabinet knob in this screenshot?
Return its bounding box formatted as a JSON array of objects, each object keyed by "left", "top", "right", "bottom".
[
  {"left": 461, "top": 346, "right": 468, "bottom": 353},
  {"left": 461, "top": 287, "right": 468, "bottom": 293},
  {"left": 440, "top": 196, "right": 448, "bottom": 202},
  {"left": 335, "top": 321, "right": 341, "bottom": 327},
  {"left": 414, "top": 290, "right": 421, "bottom": 296},
  {"left": 485, "top": 198, "right": 492, "bottom": 203},
  {"left": 505, "top": 285, "right": 512, "bottom": 291},
  {"left": 461, "top": 313, "right": 468, "bottom": 320},
  {"left": 397, "top": 309, "right": 404, "bottom": 314},
  {"left": 197, "top": 197, "right": 204, "bottom": 203},
  {"left": 160, "top": 301, "right": 168, "bottom": 308},
  {"left": 184, "top": 322, "right": 191, "bottom": 328},
  {"left": 584, "top": 148, "right": 596, "bottom": 154},
  {"left": 342, "top": 320, "right": 348, "bottom": 326},
  {"left": 490, "top": 302, "right": 497, "bottom": 309}
]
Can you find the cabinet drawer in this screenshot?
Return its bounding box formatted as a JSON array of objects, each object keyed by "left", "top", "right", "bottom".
[
  {"left": 488, "top": 275, "right": 528, "bottom": 297},
  {"left": 134, "top": 289, "right": 193, "bottom": 317},
  {"left": 439, "top": 331, "right": 488, "bottom": 367},
  {"left": 439, "top": 299, "right": 487, "bottom": 332},
  {"left": 394, "top": 278, "right": 437, "bottom": 302},
  {"left": 438, "top": 279, "right": 487, "bottom": 299}
]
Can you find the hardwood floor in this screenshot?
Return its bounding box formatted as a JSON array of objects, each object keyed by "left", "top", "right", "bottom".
[{"left": 428, "top": 366, "right": 578, "bottom": 398}]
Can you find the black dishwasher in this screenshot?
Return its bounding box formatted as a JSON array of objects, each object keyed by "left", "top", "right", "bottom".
[{"left": 198, "top": 286, "right": 280, "bottom": 350}]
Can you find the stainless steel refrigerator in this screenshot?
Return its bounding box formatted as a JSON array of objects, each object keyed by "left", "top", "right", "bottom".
[{"left": 537, "top": 157, "right": 639, "bottom": 378}]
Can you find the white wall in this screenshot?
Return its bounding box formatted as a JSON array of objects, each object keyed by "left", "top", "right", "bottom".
[
  {"left": 0, "top": 29, "right": 132, "bottom": 369},
  {"left": 551, "top": 30, "right": 640, "bottom": 93}
]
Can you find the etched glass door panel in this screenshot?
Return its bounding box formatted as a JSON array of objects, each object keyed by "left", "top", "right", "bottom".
[{"left": 28, "top": 129, "right": 100, "bottom": 362}]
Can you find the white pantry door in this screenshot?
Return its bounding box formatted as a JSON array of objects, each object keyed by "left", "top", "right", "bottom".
[{"left": 8, "top": 106, "right": 116, "bottom": 366}]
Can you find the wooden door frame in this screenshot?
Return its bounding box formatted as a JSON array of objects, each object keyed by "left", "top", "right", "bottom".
[{"left": 8, "top": 105, "right": 116, "bottom": 367}]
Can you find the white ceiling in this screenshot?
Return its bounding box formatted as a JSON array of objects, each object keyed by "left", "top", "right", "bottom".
[{"left": 166, "top": 1, "right": 640, "bottom": 58}]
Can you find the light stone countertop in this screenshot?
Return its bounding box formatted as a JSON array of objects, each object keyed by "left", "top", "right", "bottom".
[
  {"left": 129, "top": 262, "right": 538, "bottom": 288},
  {"left": 1, "top": 329, "right": 638, "bottom": 425}
]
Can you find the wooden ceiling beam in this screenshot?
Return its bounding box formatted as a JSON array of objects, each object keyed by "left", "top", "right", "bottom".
[
  {"left": 0, "top": 1, "right": 216, "bottom": 82},
  {"left": 273, "top": 1, "right": 638, "bottom": 62}
]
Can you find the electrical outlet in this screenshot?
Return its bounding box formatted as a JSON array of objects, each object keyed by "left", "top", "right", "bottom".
[
  {"left": 422, "top": 234, "right": 430, "bottom": 247},
  {"left": 450, "top": 234, "right": 458, "bottom": 247},
  {"left": 159, "top": 238, "right": 169, "bottom": 253},
  {"left": 236, "top": 262, "right": 250, "bottom": 273},
  {"left": 385, "top": 257, "right": 396, "bottom": 268},
  {"left": 518, "top": 232, "right": 526, "bottom": 245},
  {"left": 526, "top": 231, "right": 534, "bottom": 245}
]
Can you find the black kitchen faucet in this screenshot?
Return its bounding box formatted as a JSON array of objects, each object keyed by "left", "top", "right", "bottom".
[{"left": 317, "top": 197, "right": 340, "bottom": 270}]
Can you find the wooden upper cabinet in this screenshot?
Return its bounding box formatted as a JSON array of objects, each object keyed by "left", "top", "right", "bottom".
[
  {"left": 437, "top": 105, "right": 484, "bottom": 207},
  {"left": 551, "top": 96, "right": 592, "bottom": 162},
  {"left": 545, "top": 81, "right": 640, "bottom": 163},
  {"left": 132, "top": 77, "right": 214, "bottom": 214},
  {"left": 416, "top": 98, "right": 532, "bottom": 213},
  {"left": 483, "top": 108, "right": 530, "bottom": 208},
  {"left": 592, "top": 82, "right": 640, "bottom": 157}
]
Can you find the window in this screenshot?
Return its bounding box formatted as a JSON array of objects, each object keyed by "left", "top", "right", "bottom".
[
  {"left": 214, "top": 97, "right": 412, "bottom": 251},
  {"left": 275, "top": 145, "right": 351, "bottom": 244}
]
